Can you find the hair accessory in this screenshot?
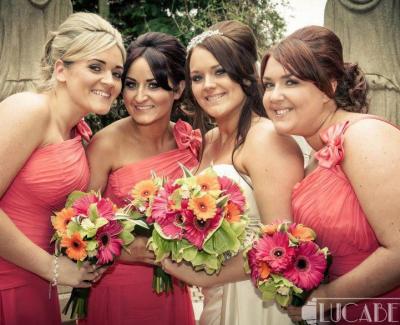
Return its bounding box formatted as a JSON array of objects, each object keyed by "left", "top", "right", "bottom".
[{"left": 187, "top": 29, "right": 223, "bottom": 52}]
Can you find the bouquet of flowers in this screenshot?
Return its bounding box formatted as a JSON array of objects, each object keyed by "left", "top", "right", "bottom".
[
  {"left": 244, "top": 221, "right": 330, "bottom": 323},
  {"left": 148, "top": 166, "right": 248, "bottom": 277},
  {"left": 124, "top": 173, "right": 173, "bottom": 294},
  {"left": 51, "top": 191, "right": 141, "bottom": 319}
]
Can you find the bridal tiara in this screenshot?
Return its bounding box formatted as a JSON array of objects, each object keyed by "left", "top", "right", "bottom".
[{"left": 187, "top": 30, "right": 223, "bottom": 52}]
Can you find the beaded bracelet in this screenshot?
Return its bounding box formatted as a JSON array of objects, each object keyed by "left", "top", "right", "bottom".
[
  {"left": 51, "top": 255, "right": 59, "bottom": 286},
  {"left": 48, "top": 255, "right": 59, "bottom": 299}
]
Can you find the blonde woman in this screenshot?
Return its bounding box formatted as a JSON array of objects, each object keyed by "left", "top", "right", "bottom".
[{"left": 0, "top": 13, "right": 125, "bottom": 324}]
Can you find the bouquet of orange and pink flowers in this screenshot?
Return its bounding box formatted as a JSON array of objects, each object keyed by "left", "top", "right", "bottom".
[
  {"left": 148, "top": 166, "right": 248, "bottom": 277},
  {"left": 124, "top": 173, "right": 174, "bottom": 294},
  {"left": 244, "top": 221, "right": 330, "bottom": 321},
  {"left": 51, "top": 191, "right": 141, "bottom": 319}
]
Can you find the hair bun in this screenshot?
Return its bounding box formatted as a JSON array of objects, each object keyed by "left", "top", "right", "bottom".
[{"left": 335, "top": 62, "right": 368, "bottom": 112}]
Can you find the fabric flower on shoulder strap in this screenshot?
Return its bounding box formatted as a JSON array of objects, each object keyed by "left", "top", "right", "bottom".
[
  {"left": 173, "top": 119, "right": 202, "bottom": 158},
  {"left": 314, "top": 121, "right": 349, "bottom": 169},
  {"left": 75, "top": 119, "right": 93, "bottom": 143}
]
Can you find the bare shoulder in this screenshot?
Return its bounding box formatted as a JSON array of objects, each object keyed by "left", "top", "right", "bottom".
[
  {"left": 87, "top": 117, "right": 128, "bottom": 156},
  {"left": 343, "top": 118, "right": 400, "bottom": 169},
  {"left": 244, "top": 117, "right": 303, "bottom": 159},
  {"left": 0, "top": 92, "right": 51, "bottom": 127}
]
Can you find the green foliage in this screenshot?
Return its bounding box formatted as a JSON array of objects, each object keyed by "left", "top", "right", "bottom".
[{"left": 72, "top": 0, "right": 287, "bottom": 132}]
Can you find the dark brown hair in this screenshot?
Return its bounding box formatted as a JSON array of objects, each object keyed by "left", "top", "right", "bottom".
[
  {"left": 186, "top": 20, "right": 266, "bottom": 171},
  {"left": 122, "top": 32, "right": 186, "bottom": 114},
  {"left": 261, "top": 25, "right": 368, "bottom": 113}
]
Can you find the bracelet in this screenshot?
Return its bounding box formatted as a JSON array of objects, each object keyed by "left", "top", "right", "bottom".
[
  {"left": 51, "top": 255, "right": 59, "bottom": 287},
  {"left": 48, "top": 255, "right": 59, "bottom": 299}
]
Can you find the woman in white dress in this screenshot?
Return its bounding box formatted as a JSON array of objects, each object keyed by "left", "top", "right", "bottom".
[{"left": 163, "top": 21, "right": 303, "bottom": 325}]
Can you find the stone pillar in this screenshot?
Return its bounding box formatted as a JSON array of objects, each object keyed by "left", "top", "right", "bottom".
[
  {"left": 0, "top": 0, "right": 72, "bottom": 101},
  {"left": 324, "top": 0, "right": 400, "bottom": 125}
]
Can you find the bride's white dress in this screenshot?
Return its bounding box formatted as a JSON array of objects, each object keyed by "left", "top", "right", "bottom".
[{"left": 199, "top": 164, "right": 292, "bottom": 325}]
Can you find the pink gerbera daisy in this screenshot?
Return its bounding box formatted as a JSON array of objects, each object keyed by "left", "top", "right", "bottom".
[
  {"left": 284, "top": 241, "right": 327, "bottom": 291},
  {"left": 218, "top": 176, "right": 246, "bottom": 210},
  {"left": 151, "top": 188, "right": 174, "bottom": 222},
  {"left": 96, "top": 198, "right": 116, "bottom": 220},
  {"left": 96, "top": 221, "right": 124, "bottom": 265},
  {"left": 255, "top": 232, "right": 295, "bottom": 273},
  {"left": 72, "top": 194, "right": 98, "bottom": 215},
  {"left": 183, "top": 208, "right": 223, "bottom": 249}
]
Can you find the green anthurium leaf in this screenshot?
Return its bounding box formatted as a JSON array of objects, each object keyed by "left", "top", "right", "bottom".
[
  {"left": 276, "top": 293, "right": 290, "bottom": 307},
  {"left": 119, "top": 230, "right": 135, "bottom": 245},
  {"left": 88, "top": 204, "right": 99, "bottom": 222},
  {"left": 212, "top": 220, "right": 240, "bottom": 254},
  {"left": 182, "top": 246, "right": 198, "bottom": 262},
  {"left": 66, "top": 220, "right": 83, "bottom": 237},
  {"left": 202, "top": 236, "right": 217, "bottom": 255},
  {"left": 259, "top": 279, "right": 277, "bottom": 301},
  {"left": 65, "top": 191, "right": 86, "bottom": 208},
  {"left": 86, "top": 240, "right": 98, "bottom": 253}
]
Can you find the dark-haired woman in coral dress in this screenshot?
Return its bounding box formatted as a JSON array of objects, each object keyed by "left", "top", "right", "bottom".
[
  {"left": 81, "top": 32, "right": 197, "bottom": 325},
  {"left": 261, "top": 26, "right": 400, "bottom": 324},
  {"left": 0, "top": 12, "right": 125, "bottom": 325}
]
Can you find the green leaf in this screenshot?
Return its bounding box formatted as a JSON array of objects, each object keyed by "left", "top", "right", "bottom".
[
  {"left": 182, "top": 246, "right": 198, "bottom": 261},
  {"left": 66, "top": 191, "right": 86, "bottom": 208},
  {"left": 86, "top": 240, "right": 98, "bottom": 253},
  {"left": 276, "top": 293, "right": 290, "bottom": 307},
  {"left": 120, "top": 230, "right": 135, "bottom": 246}
]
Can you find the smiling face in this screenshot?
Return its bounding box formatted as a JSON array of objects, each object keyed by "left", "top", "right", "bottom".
[
  {"left": 262, "top": 56, "right": 332, "bottom": 138},
  {"left": 60, "top": 45, "right": 124, "bottom": 115},
  {"left": 189, "top": 47, "right": 246, "bottom": 121},
  {"left": 123, "top": 56, "right": 181, "bottom": 126}
]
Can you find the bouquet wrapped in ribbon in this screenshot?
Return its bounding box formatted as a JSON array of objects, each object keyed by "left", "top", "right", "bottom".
[
  {"left": 51, "top": 191, "right": 140, "bottom": 319},
  {"left": 244, "top": 221, "right": 330, "bottom": 323},
  {"left": 124, "top": 173, "right": 173, "bottom": 294},
  {"left": 148, "top": 166, "right": 248, "bottom": 277}
]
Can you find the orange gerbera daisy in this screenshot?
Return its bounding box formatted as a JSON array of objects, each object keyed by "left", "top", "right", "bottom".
[
  {"left": 196, "top": 173, "right": 220, "bottom": 192},
  {"left": 224, "top": 202, "right": 241, "bottom": 223},
  {"left": 261, "top": 223, "right": 278, "bottom": 235},
  {"left": 61, "top": 232, "right": 87, "bottom": 261},
  {"left": 189, "top": 194, "right": 217, "bottom": 220},
  {"left": 131, "top": 180, "right": 158, "bottom": 200},
  {"left": 51, "top": 208, "right": 76, "bottom": 234},
  {"left": 259, "top": 261, "right": 271, "bottom": 280},
  {"left": 290, "top": 224, "right": 316, "bottom": 242}
]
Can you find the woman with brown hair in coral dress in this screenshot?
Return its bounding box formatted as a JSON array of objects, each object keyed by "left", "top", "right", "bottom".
[
  {"left": 0, "top": 12, "right": 125, "bottom": 325},
  {"left": 261, "top": 25, "right": 400, "bottom": 324},
  {"left": 81, "top": 32, "right": 198, "bottom": 325}
]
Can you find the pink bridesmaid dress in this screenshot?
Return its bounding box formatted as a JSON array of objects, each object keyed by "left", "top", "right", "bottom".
[
  {"left": 292, "top": 117, "right": 400, "bottom": 324},
  {"left": 81, "top": 120, "right": 200, "bottom": 325},
  {"left": 0, "top": 121, "right": 91, "bottom": 325}
]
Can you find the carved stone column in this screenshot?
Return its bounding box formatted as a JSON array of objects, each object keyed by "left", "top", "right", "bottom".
[
  {"left": 324, "top": 0, "right": 400, "bottom": 125},
  {"left": 0, "top": 0, "right": 72, "bottom": 101}
]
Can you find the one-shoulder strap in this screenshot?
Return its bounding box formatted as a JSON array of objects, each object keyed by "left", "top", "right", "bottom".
[{"left": 315, "top": 115, "right": 399, "bottom": 169}]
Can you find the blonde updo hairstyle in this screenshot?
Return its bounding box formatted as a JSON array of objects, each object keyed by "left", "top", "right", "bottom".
[{"left": 37, "top": 12, "right": 126, "bottom": 92}]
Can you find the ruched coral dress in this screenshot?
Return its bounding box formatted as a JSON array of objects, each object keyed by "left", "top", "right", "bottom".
[
  {"left": 292, "top": 118, "right": 400, "bottom": 324},
  {"left": 81, "top": 120, "right": 200, "bottom": 325},
  {"left": 0, "top": 121, "right": 91, "bottom": 325}
]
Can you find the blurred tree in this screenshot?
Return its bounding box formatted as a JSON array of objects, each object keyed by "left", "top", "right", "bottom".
[{"left": 72, "top": 0, "right": 287, "bottom": 132}]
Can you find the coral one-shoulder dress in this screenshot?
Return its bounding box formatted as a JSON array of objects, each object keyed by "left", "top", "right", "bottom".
[
  {"left": 292, "top": 118, "right": 400, "bottom": 324},
  {"left": 0, "top": 121, "right": 90, "bottom": 325},
  {"left": 82, "top": 120, "right": 200, "bottom": 325}
]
